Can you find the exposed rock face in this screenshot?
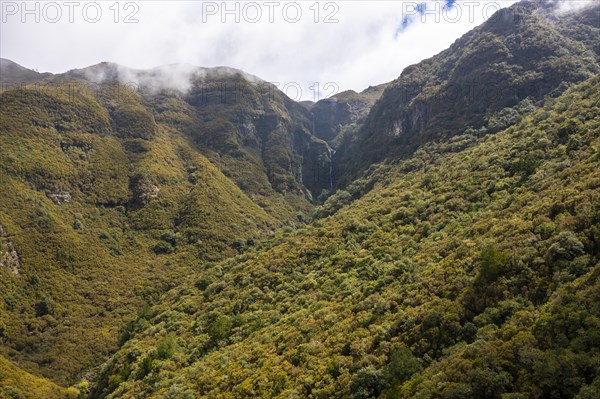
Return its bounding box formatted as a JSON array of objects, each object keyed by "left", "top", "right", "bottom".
[
  {"left": 336, "top": 0, "right": 600, "bottom": 183},
  {"left": 0, "top": 225, "right": 20, "bottom": 275},
  {"left": 176, "top": 72, "right": 335, "bottom": 199},
  {"left": 311, "top": 85, "right": 388, "bottom": 142},
  {"left": 47, "top": 190, "right": 72, "bottom": 205},
  {"left": 131, "top": 174, "right": 160, "bottom": 205}
]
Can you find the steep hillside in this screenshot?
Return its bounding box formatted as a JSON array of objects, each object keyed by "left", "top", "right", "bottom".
[
  {"left": 90, "top": 74, "right": 599, "bottom": 398},
  {"left": 335, "top": 0, "right": 599, "bottom": 185},
  {"left": 66, "top": 63, "right": 335, "bottom": 209},
  {"left": 0, "top": 355, "right": 78, "bottom": 399},
  {"left": 0, "top": 79, "right": 279, "bottom": 385},
  {"left": 1, "top": 1, "right": 598, "bottom": 396},
  {"left": 549, "top": 1, "right": 600, "bottom": 57},
  {"left": 1, "top": 58, "right": 346, "bottom": 387},
  {"left": 0, "top": 58, "right": 52, "bottom": 87},
  {"left": 310, "top": 84, "right": 388, "bottom": 143}
]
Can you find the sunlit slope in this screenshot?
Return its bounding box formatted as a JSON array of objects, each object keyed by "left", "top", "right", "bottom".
[
  {"left": 0, "top": 355, "right": 77, "bottom": 399},
  {"left": 0, "top": 80, "right": 278, "bottom": 385},
  {"left": 92, "top": 76, "right": 599, "bottom": 398}
]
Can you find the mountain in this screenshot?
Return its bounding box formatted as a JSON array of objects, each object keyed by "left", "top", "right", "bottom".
[
  {"left": 91, "top": 73, "right": 600, "bottom": 399},
  {"left": 64, "top": 62, "right": 337, "bottom": 207},
  {"left": 334, "top": 0, "right": 599, "bottom": 186},
  {"left": 0, "top": 58, "right": 355, "bottom": 387},
  {"left": 0, "top": 76, "right": 283, "bottom": 385},
  {"left": 310, "top": 84, "right": 388, "bottom": 143},
  {"left": 0, "top": 55, "right": 357, "bottom": 389},
  {"left": 0, "top": 58, "right": 52, "bottom": 87},
  {"left": 545, "top": 0, "right": 600, "bottom": 57},
  {"left": 1, "top": 0, "right": 599, "bottom": 397}
]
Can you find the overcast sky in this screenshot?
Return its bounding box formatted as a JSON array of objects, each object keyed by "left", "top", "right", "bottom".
[{"left": 4, "top": 0, "right": 583, "bottom": 101}]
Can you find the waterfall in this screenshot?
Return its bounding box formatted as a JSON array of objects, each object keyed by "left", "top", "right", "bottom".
[
  {"left": 313, "top": 114, "right": 336, "bottom": 191},
  {"left": 326, "top": 144, "right": 336, "bottom": 190}
]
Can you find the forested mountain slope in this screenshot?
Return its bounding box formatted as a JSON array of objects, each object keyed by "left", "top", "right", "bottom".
[
  {"left": 0, "top": 54, "right": 357, "bottom": 386},
  {"left": 0, "top": 1, "right": 598, "bottom": 397},
  {"left": 0, "top": 355, "right": 76, "bottom": 399},
  {"left": 335, "top": 0, "right": 599, "bottom": 186},
  {"left": 65, "top": 62, "right": 336, "bottom": 208},
  {"left": 0, "top": 58, "right": 52, "bottom": 87},
  {"left": 0, "top": 78, "right": 280, "bottom": 385},
  {"left": 91, "top": 74, "right": 600, "bottom": 399}
]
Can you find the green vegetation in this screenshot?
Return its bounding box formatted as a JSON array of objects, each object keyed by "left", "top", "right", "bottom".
[
  {"left": 0, "top": 355, "right": 79, "bottom": 399},
  {"left": 151, "top": 70, "right": 330, "bottom": 216},
  {"left": 1, "top": 2, "right": 598, "bottom": 397},
  {"left": 89, "top": 74, "right": 600, "bottom": 398},
  {"left": 0, "top": 78, "right": 280, "bottom": 386},
  {"left": 336, "top": 1, "right": 599, "bottom": 185}
]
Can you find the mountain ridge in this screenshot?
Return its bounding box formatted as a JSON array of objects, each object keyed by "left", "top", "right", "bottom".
[
  {"left": 1, "top": 0, "right": 599, "bottom": 397},
  {"left": 90, "top": 72, "right": 600, "bottom": 399},
  {"left": 333, "top": 0, "right": 600, "bottom": 186}
]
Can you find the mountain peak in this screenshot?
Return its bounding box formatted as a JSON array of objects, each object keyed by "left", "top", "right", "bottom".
[
  {"left": 0, "top": 58, "right": 52, "bottom": 86},
  {"left": 62, "top": 62, "right": 266, "bottom": 94}
]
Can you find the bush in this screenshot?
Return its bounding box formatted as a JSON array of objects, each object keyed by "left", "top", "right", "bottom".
[
  {"left": 29, "top": 274, "right": 40, "bottom": 285},
  {"left": 350, "top": 366, "right": 385, "bottom": 399},
  {"left": 384, "top": 347, "right": 422, "bottom": 390},
  {"left": 231, "top": 239, "right": 245, "bottom": 253},
  {"left": 35, "top": 296, "right": 54, "bottom": 317},
  {"left": 156, "top": 334, "right": 178, "bottom": 359},
  {"left": 151, "top": 241, "right": 174, "bottom": 255},
  {"left": 509, "top": 154, "right": 539, "bottom": 178},
  {"left": 546, "top": 231, "right": 584, "bottom": 263},
  {"left": 1, "top": 386, "right": 25, "bottom": 399},
  {"left": 160, "top": 231, "right": 178, "bottom": 247},
  {"left": 3, "top": 295, "right": 15, "bottom": 309},
  {"left": 138, "top": 354, "right": 154, "bottom": 378},
  {"left": 478, "top": 246, "right": 509, "bottom": 284},
  {"left": 195, "top": 276, "right": 214, "bottom": 291},
  {"left": 107, "top": 374, "right": 123, "bottom": 392},
  {"left": 207, "top": 316, "right": 232, "bottom": 341},
  {"left": 73, "top": 219, "right": 84, "bottom": 231}
]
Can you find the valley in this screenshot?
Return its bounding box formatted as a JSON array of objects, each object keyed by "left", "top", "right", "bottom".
[{"left": 0, "top": 1, "right": 599, "bottom": 398}]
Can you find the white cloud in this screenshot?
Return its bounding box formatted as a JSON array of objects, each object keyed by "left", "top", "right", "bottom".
[
  {"left": 551, "top": 0, "right": 596, "bottom": 15},
  {"left": 1, "top": 0, "right": 559, "bottom": 100}
]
